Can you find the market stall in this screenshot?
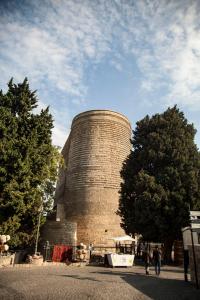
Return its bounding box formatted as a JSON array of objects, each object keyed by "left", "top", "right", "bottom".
[
  {"left": 106, "top": 253, "right": 134, "bottom": 267},
  {"left": 105, "top": 235, "right": 135, "bottom": 267}
]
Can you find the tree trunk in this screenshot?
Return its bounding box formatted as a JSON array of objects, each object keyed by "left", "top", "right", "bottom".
[{"left": 163, "top": 239, "right": 174, "bottom": 264}]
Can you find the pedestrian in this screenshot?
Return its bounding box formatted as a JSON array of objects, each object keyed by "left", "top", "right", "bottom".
[
  {"left": 153, "top": 245, "right": 161, "bottom": 275},
  {"left": 137, "top": 243, "right": 141, "bottom": 258},
  {"left": 144, "top": 245, "right": 151, "bottom": 275},
  {"left": 183, "top": 250, "right": 189, "bottom": 282},
  {"left": 88, "top": 243, "right": 93, "bottom": 261}
]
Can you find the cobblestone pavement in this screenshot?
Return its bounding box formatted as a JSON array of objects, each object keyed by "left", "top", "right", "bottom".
[{"left": 0, "top": 264, "right": 199, "bottom": 300}]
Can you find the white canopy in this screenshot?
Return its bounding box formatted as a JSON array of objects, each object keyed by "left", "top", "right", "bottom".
[{"left": 109, "top": 235, "right": 135, "bottom": 242}]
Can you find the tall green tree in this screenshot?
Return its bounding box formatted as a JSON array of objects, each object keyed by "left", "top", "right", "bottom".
[
  {"left": 0, "top": 78, "right": 61, "bottom": 247},
  {"left": 118, "top": 106, "right": 200, "bottom": 261}
]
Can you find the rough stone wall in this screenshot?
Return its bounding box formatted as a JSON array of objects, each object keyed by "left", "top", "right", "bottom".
[
  {"left": 54, "top": 133, "right": 71, "bottom": 208},
  {"left": 0, "top": 254, "right": 15, "bottom": 267},
  {"left": 56, "top": 110, "right": 132, "bottom": 246},
  {"left": 40, "top": 221, "right": 77, "bottom": 246}
]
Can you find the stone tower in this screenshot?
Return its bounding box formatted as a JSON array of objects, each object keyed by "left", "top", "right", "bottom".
[{"left": 55, "top": 110, "right": 132, "bottom": 246}]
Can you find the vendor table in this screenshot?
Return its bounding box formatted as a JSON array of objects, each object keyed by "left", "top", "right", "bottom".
[{"left": 106, "top": 253, "right": 134, "bottom": 267}]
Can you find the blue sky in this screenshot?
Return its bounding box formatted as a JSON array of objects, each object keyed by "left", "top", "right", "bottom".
[{"left": 1, "top": 0, "right": 200, "bottom": 147}]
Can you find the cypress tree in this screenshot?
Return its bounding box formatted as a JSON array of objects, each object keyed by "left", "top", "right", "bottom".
[
  {"left": 118, "top": 106, "right": 200, "bottom": 261},
  {"left": 0, "top": 78, "right": 59, "bottom": 247}
]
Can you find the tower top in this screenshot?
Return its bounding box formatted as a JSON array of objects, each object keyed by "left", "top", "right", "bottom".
[{"left": 72, "top": 109, "right": 131, "bottom": 130}]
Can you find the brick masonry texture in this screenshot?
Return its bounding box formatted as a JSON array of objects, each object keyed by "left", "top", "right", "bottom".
[
  {"left": 40, "top": 221, "right": 77, "bottom": 246},
  {"left": 55, "top": 110, "right": 132, "bottom": 246}
]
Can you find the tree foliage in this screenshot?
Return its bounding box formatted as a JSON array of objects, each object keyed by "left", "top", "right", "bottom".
[
  {"left": 0, "top": 78, "right": 62, "bottom": 247},
  {"left": 118, "top": 106, "right": 200, "bottom": 254}
]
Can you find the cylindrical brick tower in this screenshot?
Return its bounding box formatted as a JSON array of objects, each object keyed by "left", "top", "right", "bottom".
[{"left": 56, "top": 110, "right": 132, "bottom": 246}]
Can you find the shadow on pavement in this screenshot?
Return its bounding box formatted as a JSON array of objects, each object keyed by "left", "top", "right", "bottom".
[
  {"left": 160, "top": 267, "right": 184, "bottom": 274},
  {"left": 92, "top": 270, "right": 200, "bottom": 300},
  {"left": 0, "top": 283, "right": 26, "bottom": 300},
  {"left": 57, "top": 274, "right": 101, "bottom": 282}
]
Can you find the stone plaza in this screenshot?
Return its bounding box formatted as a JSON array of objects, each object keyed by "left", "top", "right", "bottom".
[{"left": 0, "top": 264, "right": 200, "bottom": 300}]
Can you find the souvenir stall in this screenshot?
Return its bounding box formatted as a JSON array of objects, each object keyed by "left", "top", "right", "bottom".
[{"left": 105, "top": 235, "right": 135, "bottom": 267}]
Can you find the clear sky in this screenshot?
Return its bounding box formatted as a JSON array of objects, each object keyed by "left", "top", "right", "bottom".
[{"left": 1, "top": 0, "right": 200, "bottom": 148}]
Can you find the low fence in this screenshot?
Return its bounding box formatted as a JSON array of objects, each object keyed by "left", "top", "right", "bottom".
[
  {"left": 41, "top": 244, "right": 134, "bottom": 262},
  {"left": 42, "top": 245, "right": 77, "bottom": 262},
  {"left": 41, "top": 245, "right": 115, "bottom": 262}
]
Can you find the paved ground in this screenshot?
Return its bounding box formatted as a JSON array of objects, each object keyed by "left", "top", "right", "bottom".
[{"left": 0, "top": 264, "right": 199, "bottom": 300}]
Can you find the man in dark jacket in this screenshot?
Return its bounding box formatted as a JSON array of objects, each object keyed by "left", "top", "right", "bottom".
[
  {"left": 153, "top": 246, "right": 161, "bottom": 275},
  {"left": 144, "top": 250, "right": 150, "bottom": 275}
]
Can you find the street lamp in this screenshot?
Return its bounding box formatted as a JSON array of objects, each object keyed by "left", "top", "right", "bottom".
[{"left": 34, "top": 205, "right": 43, "bottom": 255}]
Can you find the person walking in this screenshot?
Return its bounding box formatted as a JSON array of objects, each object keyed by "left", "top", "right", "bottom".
[
  {"left": 153, "top": 245, "right": 161, "bottom": 275},
  {"left": 183, "top": 250, "right": 189, "bottom": 282},
  {"left": 144, "top": 244, "right": 151, "bottom": 275},
  {"left": 137, "top": 243, "right": 141, "bottom": 258},
  {"left": 88, "top": 243, "right": 93, "bottom": 261}
]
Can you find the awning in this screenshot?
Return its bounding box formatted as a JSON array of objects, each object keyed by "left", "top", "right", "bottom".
[{"left": 108, "top": 235, "right": 135, "bottom": 242}]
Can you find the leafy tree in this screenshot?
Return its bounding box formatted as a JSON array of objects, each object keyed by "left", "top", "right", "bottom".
[
  {"left": 118, "top": 106, "right": 200, "bottom": 261},
  {"left": 0, "top": 78, "right": 61, "bottom": 248}
]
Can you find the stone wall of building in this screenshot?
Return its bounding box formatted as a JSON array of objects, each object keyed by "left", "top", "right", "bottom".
[
  {"left": 55, "top": 110, "right": 132, "bottom": 246},
  {"left": 40, "top": 221, "right": 77, "bottom": 246}
]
